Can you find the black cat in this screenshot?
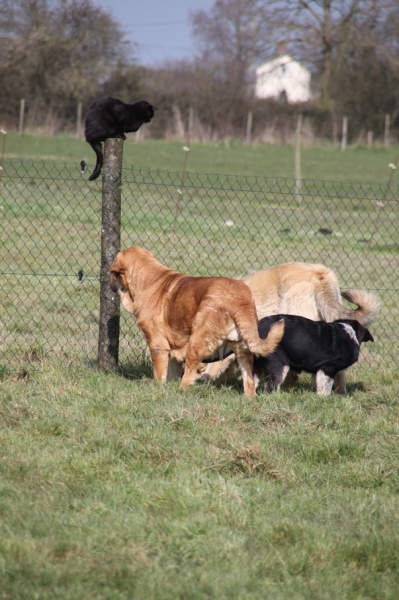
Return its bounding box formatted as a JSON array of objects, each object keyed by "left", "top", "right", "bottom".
[{"left": 84, "top": 97, "right": 156, "bottom": 181}]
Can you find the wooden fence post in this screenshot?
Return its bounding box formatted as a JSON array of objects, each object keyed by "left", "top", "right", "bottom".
[
  {"left": 18, "top": 99, "right": 25, "bottom": 136},
  {"left": 76, "top": 102, "right": 82, "bottom": 140},
  {"left": 341, "top": 117, "right": 348, "bottom": 152},
  {"left": 245, "top": 111, "right": 253, "bottom": 147},
  {"left": 332, "top": 116, "right": 338, "bottom": 147},
  {"left": 384, "top": 114, "right": 390, "bottom": 149},
  {"left": 187, "top": 106, "right": 194, "bottom": 147},
  {"left": 97, "top": 138, "right": 123, "bottom": 369},
  {"left": 295, "top": 113, "right": 303, "bottom": 203}
]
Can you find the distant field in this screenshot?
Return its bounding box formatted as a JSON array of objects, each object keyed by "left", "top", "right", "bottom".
[{"left": 4, "top": 131, "right": 399, "bottom": 183}]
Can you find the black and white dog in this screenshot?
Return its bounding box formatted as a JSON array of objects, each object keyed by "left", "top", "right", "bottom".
[{"left": 254, "top": 315, "right": 374, "bottom": 395}]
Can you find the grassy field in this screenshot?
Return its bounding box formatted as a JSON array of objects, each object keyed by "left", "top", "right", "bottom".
[
  {"left": 4, "top": 130, "right": 399, "bottom": 183},
  {"left": 1, "top": 132, "right": 399, "bottom": 598},
  {"left": 1, "top": 356, "right": 399, "bottom": 599}
]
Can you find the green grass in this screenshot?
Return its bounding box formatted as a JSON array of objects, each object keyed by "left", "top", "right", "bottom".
[
  {"left": 1, "top": 356, "right": 399, "bottom": 599},
  {"left": 4, "top": 131, "right": 399, "bottom": 183},
  {"left": 1, "top": 132, "right": 399, "bottom": 598}
]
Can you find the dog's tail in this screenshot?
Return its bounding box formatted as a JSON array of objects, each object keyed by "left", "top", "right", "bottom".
[
  {"left": 242, "top": 318, "right": 285, "bottom": 356},
  {"left": 339, "top": 289, "right": 380, "bottom": 326},
  {"left": 316, "top": 286, "right": 379, "bottom": 325},
  {"left": 201, "top": 316, "right": 284, "bottom": 383}
]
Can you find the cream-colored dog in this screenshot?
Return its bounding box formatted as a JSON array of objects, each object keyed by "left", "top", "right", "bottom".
[
  {"left": 203, "top": 262, "right": 380, "bottom": 393},
  {"left": 110, "top": 247, "right": 285, "bottom": 397}
]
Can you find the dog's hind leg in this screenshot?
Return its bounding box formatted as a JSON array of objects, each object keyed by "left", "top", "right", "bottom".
[
  {"left": 200, "top": 354, "right": 237, "bottom": 382},
  {"left": 234, "top": 348, "right": 256, "bottom": 398},
  {"left": 283, "top": 369, "right": 299, "bottom": 388},
  {"left": 181, "top": 345, "right": 211, "bottom": 388},
  {"left": 314, "top": 371, "right": 334, "bottom": 395},
  {"left": 181, "top": 309, "right": 233, "bottom": 390},
  {"left": 265, "top": 364, "right": 290, "bottom": 393},
  {"left": 149, "top": 346, "right": 171, "bottom": 383},
  {"left": 180, "top": 336, "right": 221, "bottom": 389},
  {"left": 333, "top": 370, "right": 346, "bottom": 394}
]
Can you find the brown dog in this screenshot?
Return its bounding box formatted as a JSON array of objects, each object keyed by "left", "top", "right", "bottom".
[
  {"left": 202, "top": 262, "right": 380, "bottom": 394},
  {"left": 110, "top": 247, "right": 285, "bottom": 397}
]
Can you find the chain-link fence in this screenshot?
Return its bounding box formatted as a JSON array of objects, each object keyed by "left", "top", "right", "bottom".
[{"left": 1, "top": 159, "right": 398, "bottom": 375}]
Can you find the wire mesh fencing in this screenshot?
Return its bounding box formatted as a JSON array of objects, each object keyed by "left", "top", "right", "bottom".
[{"left": 0, "top": 159, "right": 398, "bottom": 376}]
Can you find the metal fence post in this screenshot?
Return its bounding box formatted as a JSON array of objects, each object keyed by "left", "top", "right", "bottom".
[{"left": 97, "top": 138, "right": 123, "bottom": 369}]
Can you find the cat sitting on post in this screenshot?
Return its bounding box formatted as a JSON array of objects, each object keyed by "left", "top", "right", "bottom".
[{"left": 84, "top": 97, "right": 156, "bottom": 181}]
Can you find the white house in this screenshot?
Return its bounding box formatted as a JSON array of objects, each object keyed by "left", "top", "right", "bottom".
[{"left": 255, "top": 54, "right": 311, "bottom": 104}]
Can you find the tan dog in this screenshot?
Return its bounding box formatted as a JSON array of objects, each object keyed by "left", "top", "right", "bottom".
[
  {"left": 203, "top": 262, "right": 380, "bottom": 394},
  {"left": 110, "top": 247, "right": 285, "bottom": 397}
]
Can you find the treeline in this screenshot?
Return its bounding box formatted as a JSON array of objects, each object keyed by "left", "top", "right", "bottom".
[{"left": 1, "top": 0, "right": 399, "bottom": 145}]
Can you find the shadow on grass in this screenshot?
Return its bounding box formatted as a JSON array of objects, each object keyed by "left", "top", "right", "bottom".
[
  {"left": 346, "top": 381, "right": 368, "bottom": 394},
  {"left": 97, "top": 357, "right": 370, "bottom": 396},
  {"left": 118, "top": 359, "right": 153, "bottom": 381},
  {"left": 84, "top": 357, "right": 153, "bottom": 381}
]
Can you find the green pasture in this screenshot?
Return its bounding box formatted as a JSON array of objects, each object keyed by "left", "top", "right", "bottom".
[
  {"left": 4, "top": 131, "right": 399, "bottom": 183},
  {"left": 1, "top": 144, "right": 398, "bottom": 371},
  {"left": 1, "top": 132, "right": 399, "bottom": 598},
  {"left": 1, "top": 357, "right": 399, "bottom": 599}
]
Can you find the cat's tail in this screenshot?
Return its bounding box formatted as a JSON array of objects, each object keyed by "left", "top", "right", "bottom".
[{"left": 88, "top": 141, "right": 103, "bottom": 181}]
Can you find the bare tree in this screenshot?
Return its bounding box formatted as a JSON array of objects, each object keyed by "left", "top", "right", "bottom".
[
  {"left": 191, "top": 0, "right": 273, "bottom": 66},
  {"left": 0, "top": 0, "right": 136, "bottom": 128},
  {"left": 190, "top": 1, "right": 275, "bottom": 110},
  {"left": 265, "top": 0, "right": 399, "bottom": 110}
]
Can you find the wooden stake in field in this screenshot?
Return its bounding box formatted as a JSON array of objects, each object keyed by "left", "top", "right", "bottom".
[
  {"left": 245, "top": 111, "right": 253, "bottom": 147},
  {"left": 18, "top": 99, "right": 25, "bottom": 137},
  {"left": 295, "top": 114, "right": 302, "bottom": 204},
  {"left": 173, "top": 145, "right": 190, "bottom": 232},
  {"left": 76, "top": 102, "right": 82, "bottom": 140},
  {"left": 187, "top": 107, "right": 194, "bottom": 147},
  {"left": 384, "top": 114, "right": 390, "bottom": 150},
  {"left": 98, "top": 138, "right": 123, "bottom": 369},
  {"left": 368, "top": 155, "right": 398, "bottom": 246},
  {"left": 0, "top": 128, "right": 7, "bottom": 180},
  {"left": 341, "top": 117, "right": 348, "bottom": 152}
]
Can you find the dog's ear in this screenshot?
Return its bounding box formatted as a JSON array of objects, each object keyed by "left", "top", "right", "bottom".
[
  {"left": 110, "top": 252, "right": 125, "bottom": 291},
  {"left": 352, "top": 321, "right": 374, "bottom": 344},
  {"left": 110, "top": 269, "right": 127, "bottom": 293},
  {"left": 363, "top": 328, "right": 374, "bottom": 343}
]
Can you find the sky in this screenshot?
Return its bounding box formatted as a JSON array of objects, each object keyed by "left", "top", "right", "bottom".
[{"left": 93, "top": 0, "right": 215, "bottom": 66}]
